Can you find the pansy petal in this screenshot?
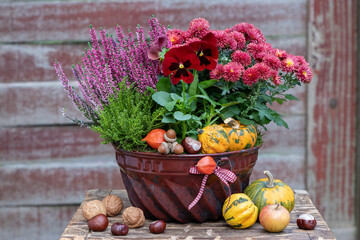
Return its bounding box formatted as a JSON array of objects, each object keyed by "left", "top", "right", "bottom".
[
  {"left": 189, "top": 41, "right": 202, "bottom": 52},
  {"left": 202, "top": 32, "right": 217, "bottom": 46},
  {"left": 162, "top": 56, "right": 180, "bottom": 75},
  {"left": 147, "top": 45, "right": 161, "bottom": 60},
  {"left": 202, "top": 42, "right": 219, "bottom": 59},
  {"left": 172, "top": 69, "right": 194, "bottom": 84},
  {"left": 154, "top": 35, "right": 169, "bottom": 49}
]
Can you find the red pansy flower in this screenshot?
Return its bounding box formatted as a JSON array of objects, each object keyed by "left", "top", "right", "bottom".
[
  {"left": 162, "top": 46, "right": 200, "bottom": 84},
  {"left": 189, "top": 32, "right": 219, "bottom": 71},
  {"left": 147, "top": 35, "right": 168, "bottom": 60}
]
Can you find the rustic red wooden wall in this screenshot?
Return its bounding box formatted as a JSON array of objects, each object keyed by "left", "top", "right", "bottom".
[
  {"left": 1, "top": 0, "right": 356, "bottom": 239},
  {"left": 307, "top": 0, "right": 358, "bottom": 238}
]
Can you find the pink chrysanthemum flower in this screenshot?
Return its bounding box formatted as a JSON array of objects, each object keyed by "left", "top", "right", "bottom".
[
  {"left": 262, "top": 53, "right": 282, "bottom": 70},
  {"left": 210, "top": 64, "right": 225, "bottom": 80},
  {"left": 295, "top": 56, "right": 308, "bottom": 67},
  {"left": 242, "top": 65, "right": 261, "bottom": 85},
  {"left": 211, "top": 30, "right": 236, "bottom": 49},
  {"left": 242, "top": 63, "right": 272, "bottom": 85},
  {"left": 167, "top": 29, "right": 187, "bottom": 46},
  {"left": 187, "top": 18, "right": 211, "bottom": 38},
  {"left": 230, "top": 31, "right": 246, "bottom": 50},
  {"left": 186, "top": 37, "right": 202, "bottom": 44},
  {"left": 254, "top": 62, "right": 272, "bottom": 80},
  {"left": 223, "top": 62, "right": 244, "bottom": 82},
  {"left": 281, "top": 54, "right": 298, "bottom": 72},
  {"left": 231, "top": 23, "right": 266, "bottom": 43},
  {"left": 270, "top": 70, "right": 282, "bottom": 85},
  {"left": 231, "top": 50, "right": 252, "bottom": 67},
  {"left": 273, "top": 48, "right": 287, "bottom": 60},
  {"left": 296, "top": 65, "right": 313, "bottom": 83},
  {"left": 247, "top": 42, "right": 272, "bottom": 60}
]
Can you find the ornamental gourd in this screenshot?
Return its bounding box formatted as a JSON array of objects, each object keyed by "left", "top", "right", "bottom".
[
  {"left": 221, "top": 118, "right": 257, "bottom": 151},
  {"left": 198, "top": 125, "right": 230, "bottom": 154},
  {"left": 222, "top": 193, "right": 258, "bottom": 229},
  {"left": 244, "top": 170, "right": 295, "bottom": 215}
]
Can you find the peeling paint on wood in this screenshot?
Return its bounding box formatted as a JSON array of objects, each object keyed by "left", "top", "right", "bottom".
[
  {"left": 307, "top": 0, "right": 357, "bottom": 227},
  {"left": 0, "top": 155, "right": 123, "bottom": 206},
  {"left": 0, "top": 126, "right": 113, "bottom": 161},
  {"left": 0, "top": 0, "right": 307, "bottom": 42}
]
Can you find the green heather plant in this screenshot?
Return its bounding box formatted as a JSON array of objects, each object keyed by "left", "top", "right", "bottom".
[{"left": 90, "top": 81, "right": 164, "bottom": 151}]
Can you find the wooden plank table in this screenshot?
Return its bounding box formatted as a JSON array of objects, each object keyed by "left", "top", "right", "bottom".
[{"left": 60, "top": 189, "right": 336, "bottom": 240}]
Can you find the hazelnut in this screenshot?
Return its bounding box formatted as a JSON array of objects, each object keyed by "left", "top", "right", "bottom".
[
  {"left": 149, "top": 220, "right": 166, "bottom": 234},
  {"left": 82, "top": 199, "right": 107, "bottom": 220},
  {"left": 171, "top": 142, "right": 184, "bottom": 154},
  {"left": 88, "top": 214, "right": 108, "bottom": 231},
  {"left": 111, "top": 222, "right": 129, "bottom": 236},
  {"left": 122, "top": 206, "right": 145, "bottom": 228},
  {"left": 181, "top": 137, "right": 201, "bottom": 154},
  {"left": 157, "top": 142, "right": 170, "bottom": 154},
  {"left": 102, "top": 195, "right": 124, "bottom": 217},
  {"left": 164, "top": 129, "right": 177, "bottom": 142}
]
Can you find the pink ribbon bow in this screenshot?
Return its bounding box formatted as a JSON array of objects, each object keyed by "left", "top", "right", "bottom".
[{"left": 188, "top": 165, "right": 237, "bottom": 211}]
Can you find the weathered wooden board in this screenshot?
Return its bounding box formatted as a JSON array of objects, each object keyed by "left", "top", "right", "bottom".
[
  {"left": 0, "top": 126, "right": 112, "bottom": 161},
  {"left": 0, "top": 205, "right": 78, "bottom": 240},
  {"left": 0, "top": 155, "right": 123, "bottom": 207},
  {"left": 306, "top": 0, "right": 357, "bottom": 227},
  {"left": 60, "top": 189, "right": 335, "bottom": 240},
  {"left": 0, "top": 0, "right": 306, "bottom": 42}
]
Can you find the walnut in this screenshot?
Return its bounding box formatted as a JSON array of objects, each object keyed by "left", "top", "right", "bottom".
[
  {"left": 81, "top": 199, "right": 107, "bottom": 220},
  {"left": 102, "top": 195, "right": 124, "bottom": 217},
  {"left": 122, "top": 206, "right": 145, "bottom": 228}
]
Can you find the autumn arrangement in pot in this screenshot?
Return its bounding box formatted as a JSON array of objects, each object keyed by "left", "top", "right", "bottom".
[{"left": 54, "top": 16, "right": 312, "bottom": 222}]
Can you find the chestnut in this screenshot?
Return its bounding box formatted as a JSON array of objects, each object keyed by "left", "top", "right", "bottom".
[
  {"left": 149, "top": 220, "right": 166, "bottom": 234},
  {"left": 297, "top": 213, "right": 317, "bottom": 230},
  {"left": 181, "top": 137, "right": 201, "bottom": 154},
  {"left": 111, "top": 222, "right": 129, "bottom": 236},
  {"left": 88, "top": 214, "right": 108, "bottom": 231}
]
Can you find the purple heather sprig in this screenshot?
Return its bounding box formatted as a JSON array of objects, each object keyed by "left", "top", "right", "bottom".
[{"left": 55, "top": 17, "right": 167, "bottom": 124}]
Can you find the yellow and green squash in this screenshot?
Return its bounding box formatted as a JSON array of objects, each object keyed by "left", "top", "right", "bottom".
[
  {"left": 198, "top": 124, "right": 230, "bottom": 154},
  {"left": 221, "top": 118, "right": 257, "bottom": 151},
  {"left": 244, "top": 170, "right": 295, "bottom": 215},
  {"left": 222, "top": 193, "right": 258, "bottom": 229}
]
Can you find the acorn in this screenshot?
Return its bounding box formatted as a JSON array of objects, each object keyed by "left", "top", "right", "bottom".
[
  {"left": 164, "top": 129, "right": 177, "bottom": 142},
  {"left": 158, "top": 142, "right": 170, "bottom": 154},
  {"left": 170, "top": 142, "right": 184, "bottom": 155}
]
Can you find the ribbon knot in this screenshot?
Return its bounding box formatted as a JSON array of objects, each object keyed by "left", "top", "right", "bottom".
[{"left": 188, "top": 165, "right": 237, "bottom": 211}]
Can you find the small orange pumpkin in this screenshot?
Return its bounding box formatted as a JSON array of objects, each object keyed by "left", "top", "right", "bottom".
[
  {"left": 142, "top": 129, "right": 166, "bottom": 149},
  {"left": 196, "top": 156, "right": 216, "bottom": 175}
]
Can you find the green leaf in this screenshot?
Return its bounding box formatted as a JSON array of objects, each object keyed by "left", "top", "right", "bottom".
[
  {"left": 174, "top": 111, "right": 191, "bottom": 121},
  {"left": 199, "top": 79, "right": 217, "bottom": 89},
  {"left": 156, "top": 77, "right": 171, "bottom": 92},
  {"left": 285, "top": 94, "right": 299, "bottom": 101},
  {"left": 152, "top": 91, "right": 172, "bottom": 106},
  {"left": 162, "top": 115, "right": 176, "bottom": 123},
  {"left": 189, "top": 94, "right": 217, "bottom": 106},
  {"left": 238, "top": 118, "right": 256, "bottom": 126},
  {"left": 274, "top": 98, "right": 286, "bottom": 105},
  {"left": 189, "top": 73, "right": 199, "bottom": 96},
  {"left": 222, "top": 109, "right": 235, "bottom": 119},
  {"left": 164, "top": 100, "right": 177, "bottom": 111},
  {"left": 274, "top": 116, "right": 289, "bottom": 129},
  {"left": 170, "top": 93, "right": 182, "bottom": 102}
]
